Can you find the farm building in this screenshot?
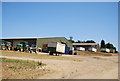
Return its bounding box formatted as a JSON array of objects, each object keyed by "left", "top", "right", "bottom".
[
  {"left": 36, "top": 37, "right": 72, "bottom": 50},
  {"left": 73, "top": 43, "right": 100, "bottom": 52},
  {"left": 100, "top": 48, "right": 116, "bottom": 53},
  {"left": 1, "top": 37, "right": 36, "bottom": 47},
  {"left": 100, "top": 48, "right": 110, "bottom": 53},
  {"left": 0, "top": 37, "right": 73, "bottom": 52}
]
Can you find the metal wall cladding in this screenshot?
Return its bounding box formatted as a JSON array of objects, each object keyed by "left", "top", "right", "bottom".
[
  {"left": 36, "top": 37, "right": 72, "bottom": 50},
  {"left": 48, "top": 42, "right": 57, "bottom": 47},
  {"left": 48, "top": 47, "right": 56, "bottom": 52}
]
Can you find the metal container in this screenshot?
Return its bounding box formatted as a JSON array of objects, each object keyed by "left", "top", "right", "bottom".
[{"left": 48, "top": 42, "right": 65, "bottom": 53}]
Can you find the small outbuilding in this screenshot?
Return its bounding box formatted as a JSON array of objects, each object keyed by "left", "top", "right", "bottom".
[{"left": 73, "top": 43, "right": 100, "bottom": 52}]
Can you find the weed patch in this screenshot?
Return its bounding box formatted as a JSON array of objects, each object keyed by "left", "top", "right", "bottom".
[{"left": 2, "top": 58, "right": 48, "bottom": 79}]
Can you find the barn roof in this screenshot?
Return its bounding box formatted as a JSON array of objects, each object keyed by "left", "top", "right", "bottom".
[
  {"left": 73, "top": 43, "right": 99, "bottom": 45},
  {"left": 0, "top": 37, "right": 66, "bottom": 40}
]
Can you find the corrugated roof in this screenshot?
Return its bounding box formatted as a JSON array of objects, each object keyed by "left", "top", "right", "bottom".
[
  {"left": 0, "top": 37, "right": 37, "bottom": 40},
  {"left": 0, "top": 37, "right": 66, "bottom": 40},
  {"left": 73, "top": 43, "right": 99, "bottom": 45}
]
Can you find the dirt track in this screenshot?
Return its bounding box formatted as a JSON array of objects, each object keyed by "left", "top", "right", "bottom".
[{"left": 0, "top": 55, "right": 118, "bottom": 79}]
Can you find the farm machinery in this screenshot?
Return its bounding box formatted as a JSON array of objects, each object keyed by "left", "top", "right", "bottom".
[
  {"left": 29, "top": 44, "right": 37, "bottom": 53},
  {"left": 14, "top": 41, "right": 40, "bottom": 53},
  {"left": 0, "top": 40, "right": 13, "bottom": 50},
  {"left": 48, "top": 42, "right": 66, "bottom": 56},
  {"left": 29, "top": 44, "right": 42, "bottom": 53},
  {"left": 0, "top": 40, "right": 41, "bottom": 54},
  {"left": 14, "top": 41, "right": 29, "bottom": 52},
  {"left": 6, "top": 41, "right": 13, "bottom": 50}
]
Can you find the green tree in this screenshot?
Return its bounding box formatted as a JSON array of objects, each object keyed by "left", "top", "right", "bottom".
[
  {"left": 105, "top": 43, "right": 115, "bottom": 49},
  {"left": 85, "top": 40, "right": 96, "bottom": 43},
  {"left": 76, "top": 40, "right": 81, "bottom": 43},
  {"left": 101, "top": 40, "right": 106, "bottom": 48}
]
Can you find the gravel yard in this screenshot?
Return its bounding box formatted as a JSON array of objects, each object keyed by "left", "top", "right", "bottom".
[{"left": 0, "top": 51, "right": 118, "bottom": 79}]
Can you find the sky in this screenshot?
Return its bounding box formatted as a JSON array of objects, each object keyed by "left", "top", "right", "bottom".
[{"left": 2, "top": 2, "right": 118, "bottom": 50}]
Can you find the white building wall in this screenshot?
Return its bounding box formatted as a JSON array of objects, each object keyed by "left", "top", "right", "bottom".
[{"left": 76, "top": 47, "right": 85, "bottom": 51}]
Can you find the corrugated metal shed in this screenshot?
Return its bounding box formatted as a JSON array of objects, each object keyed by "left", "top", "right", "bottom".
[
  {"left": 0, "top": 37, "right": 72, "bottom": 50},
  {"left": 73, "top": 43, "right": 100, "bottom": 52},
  {"left": 36, "top": 37, "right": 72, "bottom": 50}
]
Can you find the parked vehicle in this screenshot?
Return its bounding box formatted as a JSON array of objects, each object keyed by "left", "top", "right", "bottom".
[
  {"left": 0, "top": 44, "right": 6, "bottom": 50},
  {"left": 0, "top": 40, "right": 13, "bottom": 50},
  {"left": 14, "top": 41, "right": 29, "bottom": 52},
  {"left": 29, "top": 44, "right": 42, "bottom": 54},
  {"left": 14, "top": 44, "right": 23, "bottom": 51},
  {"left": 29, "top": 44, "right": 37, "bottom": 53},
  {"left": 48, "top": 42, "right": 65, "bottom": 56},
  {"left": 5, "top": 41, "right": 13, "bottom": 50}
]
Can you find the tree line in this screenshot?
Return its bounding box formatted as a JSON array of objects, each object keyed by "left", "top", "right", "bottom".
[
  {"left": 100, "top": 40, "right": 116, "bottom": 50},
  {"left": 69, "top": 37, "right": 117, "bottom": 52},
  {"left": 69, "top": 39, "right": 96, "bottom": 43}
]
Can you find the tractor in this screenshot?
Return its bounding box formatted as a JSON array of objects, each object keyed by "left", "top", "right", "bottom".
[
  {"left": 20, "top": 41, "right": 29, "bottom": 52},
  {"left": 5, "top": 41, "right": 13, "bottom": 50},
  {"left": 0, "top": 40, "right": 6, "bottom": 50},
  {"left": 0, "top": 40, "right": 13, "bottom": 50},
  {"left": 0, "top": 43, "right": 6, "bottom": 50},
  {"left": 14, "top": 41, "right": 29, "bottom": 52},
  {"left": 14, "top": 44, "right": 23, "bottom": 52},
  {"left": 29, "top": 44, "right": 42, "bottom": 54}
]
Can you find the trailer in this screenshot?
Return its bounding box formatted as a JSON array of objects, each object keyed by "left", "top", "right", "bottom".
[{"left": 48, "top": 42, "right": 65, "bottom": 56}]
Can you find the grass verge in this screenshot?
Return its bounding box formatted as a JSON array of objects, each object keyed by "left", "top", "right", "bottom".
[
  {"left": 1, "top": 58, "right": 48, "bottom": 79},
  {"left": 75, "top": 51, "right": 118, "bottom": 56},
  {"left": 1, "top": 50, "right": 82, "bottom": 62}
]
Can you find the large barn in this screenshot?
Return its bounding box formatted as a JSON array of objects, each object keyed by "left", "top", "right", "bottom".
[{"left": 0, "top": 37, "right": 73, "bottom": 50}]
